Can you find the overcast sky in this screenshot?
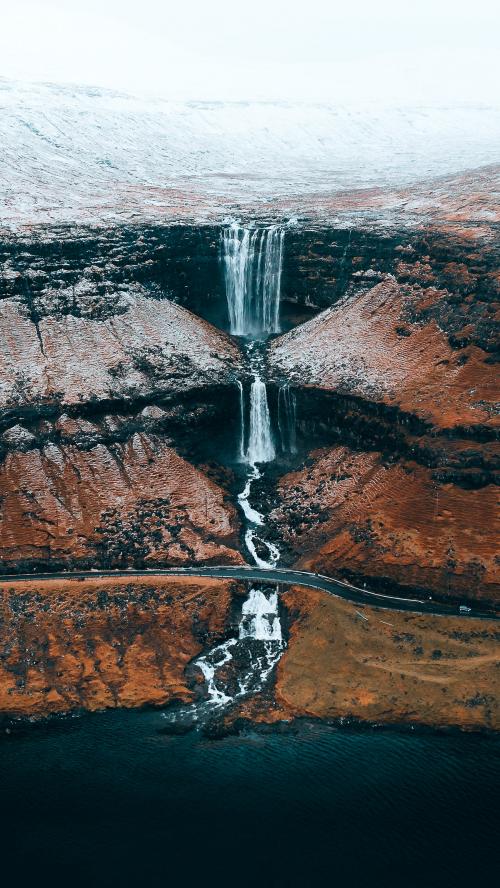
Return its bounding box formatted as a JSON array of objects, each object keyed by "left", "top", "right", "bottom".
[{"left": 1, "top": 0, "right": 499, "bottom": 103}]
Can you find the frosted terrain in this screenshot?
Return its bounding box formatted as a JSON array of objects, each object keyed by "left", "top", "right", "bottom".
[{"left": 2, "top": 78, "right": 500, "bottom": 227}]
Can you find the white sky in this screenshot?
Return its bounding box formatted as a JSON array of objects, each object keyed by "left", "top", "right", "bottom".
[{"left": 1, "top": 0, "right": 499, "bottom": 103}]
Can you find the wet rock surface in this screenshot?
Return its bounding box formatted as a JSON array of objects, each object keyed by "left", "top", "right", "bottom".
[{"left": 0, "top": 225, "right": 227, "bottom": 326}]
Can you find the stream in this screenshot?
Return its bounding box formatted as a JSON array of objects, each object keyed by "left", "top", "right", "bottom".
[{"left": 164, "top": 222, "right": 290, "bottom": 725}]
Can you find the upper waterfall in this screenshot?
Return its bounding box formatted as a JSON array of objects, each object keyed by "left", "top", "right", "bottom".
[{"left": 222, "top": 223, "right": 284, "bottom": 337}]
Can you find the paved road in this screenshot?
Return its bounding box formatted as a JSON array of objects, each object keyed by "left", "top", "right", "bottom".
[{"left": 1, "top": 565, "right": 498, "bottom": 621}]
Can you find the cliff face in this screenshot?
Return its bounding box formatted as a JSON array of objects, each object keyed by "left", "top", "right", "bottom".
[
  {"left": 0, "top": 284, "right": 239, "bottom": 414},
  {"left": 271, "top": 448, "right": 498, "bottom": 601},
  {"left": 0, "top": 225, "right": 227, "bottom": 328},
  {"left": 0, "top": 167, "right": 497, "bottom": 604},
  {"left": 0, "top": 433, "right": 242, "bottom": 571},
  {"left": 269, "top": 205, "right": 499, "bottom": 601},
  {"left": 0, "top": 256, "right": 244, "bottom": 572},
  {"left": 0, "top": 575, "right": 237, "bottom": 719},
  {"left": 270, "top": 276, "right": 497, "bottom": 431}
]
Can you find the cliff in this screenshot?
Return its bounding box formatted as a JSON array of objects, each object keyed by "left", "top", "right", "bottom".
[
  {"left": 271, "top": 448, "right": 498, "bottom": 601},
  {"left": 269, "top": 224, "right": 499, "bottom": 602},
  {"left": 0, "top": 575, "right": 238, "bottom": 719},
  {"left": 270, "top": 276, "right": 497, "bottom": 431},
  {"left": 0, "top": 268, "right": 245, "bottom": 571},
  {"left": 0, "top": 433, "right": 242, "bottom": 571},
  {"left": 1, "top": 202, "right": 498, "bottom": 594},
  {"left": 0, "top": 284, "right": 240, "bottom": 414}
]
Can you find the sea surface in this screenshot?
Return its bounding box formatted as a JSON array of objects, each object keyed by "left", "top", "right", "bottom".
[{"left": 1, "top": 710, "right": 498, "bottom": 888}]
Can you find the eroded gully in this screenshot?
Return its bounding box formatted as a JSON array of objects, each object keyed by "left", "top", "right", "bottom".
[{"left": 164, "top": 222, "right": 289, "bottom": 723}]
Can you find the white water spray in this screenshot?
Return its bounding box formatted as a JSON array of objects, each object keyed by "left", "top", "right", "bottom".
[
  {"left": 239, "top": 588, "right": 282, "bottom": 641},
  {"left": 246, "top": 376, "right": 275, "bottom": 464},
  {"left": 192, "top": 585, "right": 283, "bottom": 711},
  {"left": 222, "top": 223, "right": 284, "bottom": 337},
  {"left": 237, "top": 368, "right": 280, "bottom": 568},
  {"left": 196, "top": 639, "right": 237, "bottom": 707},
  {"left": 186, "top": 364, "right": 282, "bottom": 715}
]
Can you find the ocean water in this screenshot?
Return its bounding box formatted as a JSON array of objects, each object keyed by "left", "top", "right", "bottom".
[{"left": 0, "top": 711, "right": 498, "bottom": 888}]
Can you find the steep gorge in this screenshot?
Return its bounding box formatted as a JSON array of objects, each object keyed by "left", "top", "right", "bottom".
[
  {"left": 0, "top": 166, "right": 498, "bottom": 726},
  {"left": 1, "top": 168, "right": 498, "bottom": 598}
]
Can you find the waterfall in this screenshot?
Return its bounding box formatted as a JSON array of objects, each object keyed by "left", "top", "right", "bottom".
[
  {"left": 246, "top": 376, "right": 275, "bottom": 464},
  {"left": 278, "top": 383, "right": 297, "bottom": 454},
  {"left": 162, "top": 227, "right": 289, "bottom": 729},
  {"left": 239, "top": 588, "right": 282, "bottom": 641},
  {"left": 170, "top": 223, "right": 286, "bottom": 722},
  {"left": 190, "top": 585, "right": 284, "bottom": 710},
  {"left": 237, "top": 372, "right": 280, "bottom": 567},
  {"left": 196, "top": 639, "right": 236, "bottom": 706},
  {"left": 222, "top": 223, "right": 284, "bottom": 337},
  {"left": 236, "top": 380, "right": 246, "bottom": 461}
]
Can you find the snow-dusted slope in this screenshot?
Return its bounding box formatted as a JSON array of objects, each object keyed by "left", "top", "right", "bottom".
[
  {"left": 2, "top": 78, "right": 500, "bottom": 226},
  {"left": 0, "top": 288, "right": 241, "bottom": 409}
]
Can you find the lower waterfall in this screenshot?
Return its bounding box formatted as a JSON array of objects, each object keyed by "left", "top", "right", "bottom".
[
  {"left": 163, "top": 581, "right": 284, "bottom": 723},
  {"left": 239, "top": 587, "right": 282, "bottom": 641},
  {"left": 162, "top": 358, "right": 284, "bottom": 728},
  {"left": 246, "top": 376, "right": 276, "bottom": 464},
  {"left": 194, "top": 588, "right": 283, "bottom": 710},
  {"left": 237, "top": 363, "right": 280, "bottom": 569},
  {"left": 278, "top": 383, "right": 297, "bottom": 454},
  {"left": 236, "top": 380, "right": 246, "bottom": 461},
  {"left": 198, "top": 362, "right": 283, "bottom": 707}
]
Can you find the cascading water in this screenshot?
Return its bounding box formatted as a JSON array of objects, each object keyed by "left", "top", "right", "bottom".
[
  {"left": 236, "top": 380, "right": 246, "bottom": 461},
  {"left": 163, "top": 223, "right": 288, "bottom": 727},
  {"left": 222, "top": 223, "right": 284, "bottom": 337},
  {"left": 237, "top": 348, "right": 280, "bottom": 569},
  {"left": 239, "top": 588, "right": 282, "bottom": 641},
  {"left": 278, "top": 383, "right": 297, "bottom": 455},
  {"left": 246, "top": 376, "right": 276, "bottom": 464},
  {"left": 226, "top": 224, "right": 284, "bottom": 570},
  {"left": 193, "top": 586, "right": 283, "bottom": 709}
]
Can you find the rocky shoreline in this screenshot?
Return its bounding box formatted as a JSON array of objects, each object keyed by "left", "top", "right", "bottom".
[{"left": 1, "top": 575, "right": 498, "bottom": 731}]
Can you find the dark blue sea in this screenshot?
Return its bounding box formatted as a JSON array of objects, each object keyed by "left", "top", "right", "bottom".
[{"left": 1, "top": 711, "right": 498, "bottom": 887}]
